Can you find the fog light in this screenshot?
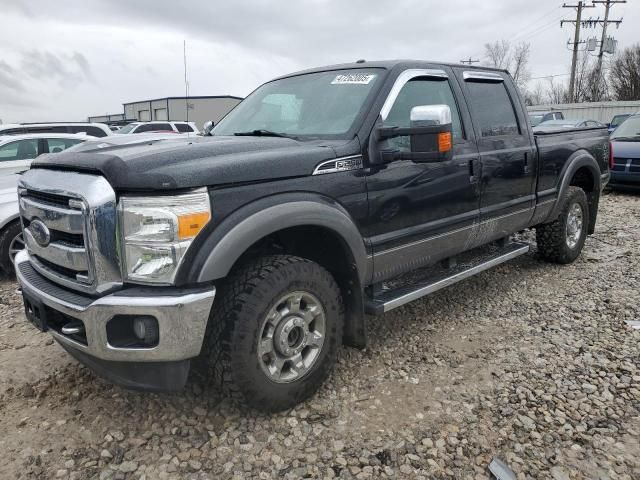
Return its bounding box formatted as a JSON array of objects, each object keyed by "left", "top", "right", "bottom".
[{"left": 133, "top": 316, "right": 159, "bottom": 346}]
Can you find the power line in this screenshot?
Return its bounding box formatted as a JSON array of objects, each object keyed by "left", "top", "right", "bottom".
[
  {"left": 530, "top": 73, "right": 570, "bottom": 80},
  {"left": 508, "top": 5, "right": 564, "bottom": 43},
  {"left": 469, "top": 5, "right": 565, "bottom": 64}
]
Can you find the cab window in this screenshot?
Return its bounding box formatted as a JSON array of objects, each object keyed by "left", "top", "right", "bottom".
[
  {"left": 465, "top": 81, "right": 520, "bottom": 137},
  {"left": 383, "top": 77, "right": 464, "bottom": 151},
  {"left": 46, "top": 138, "right": 83, "bottom": 153},
  {"left": 0, "top": 139, "right": 40, "bottom": 160}
]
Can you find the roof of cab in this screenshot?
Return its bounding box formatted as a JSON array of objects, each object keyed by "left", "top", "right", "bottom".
[{"left": 274, "top": 59, "right": 509, "bottom": 81}]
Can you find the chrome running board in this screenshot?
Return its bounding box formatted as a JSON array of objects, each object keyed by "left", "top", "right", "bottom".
[{"left": 365, "top": 241, "right": 530, "bottom": 315}]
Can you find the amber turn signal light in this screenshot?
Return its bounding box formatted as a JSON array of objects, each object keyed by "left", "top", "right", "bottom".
[
  {"left": 178, "top": 211, "right": 211, "bottom": 240},
  {"left": 438, "top": 132, "right": 453, "bottom": 153}
]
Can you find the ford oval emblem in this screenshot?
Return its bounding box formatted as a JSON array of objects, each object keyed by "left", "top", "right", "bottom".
[{"left": 30, "top": 219, "right": 51, "bottom": 248}]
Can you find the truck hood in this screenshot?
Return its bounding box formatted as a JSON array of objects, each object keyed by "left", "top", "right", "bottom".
[
  {"left": 30, "top": 135, "right": 339, "bottom": 191},
  {"left": 611, "top": 140, "right": 640, "bottom": 159}
]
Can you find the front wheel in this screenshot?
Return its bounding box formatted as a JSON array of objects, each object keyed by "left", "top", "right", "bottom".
[
  {"left": 202, "top": 255, "right": 344, "bottom": 411},
  {"left": 536, "top": 186, "right": 589, "bottom": 264},
  {"left": 0, "top": 221, "right": 24, "bottom": 274}
]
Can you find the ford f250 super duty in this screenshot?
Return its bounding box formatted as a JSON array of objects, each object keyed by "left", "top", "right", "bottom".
[{"left": 15, "top": 60, "right": 610, "bottom": 411}]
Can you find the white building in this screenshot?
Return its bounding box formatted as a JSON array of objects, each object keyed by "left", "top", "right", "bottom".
[{"left": 89, "top": 95, "right": 242, "bottom": 130}]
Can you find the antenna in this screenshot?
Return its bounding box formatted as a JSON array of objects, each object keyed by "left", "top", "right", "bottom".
[{"left": 184, "top": 40, "right": 189, "bottom": 123}]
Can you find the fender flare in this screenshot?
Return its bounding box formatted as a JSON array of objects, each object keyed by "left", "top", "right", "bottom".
[
  {"left": 546, "top": 150, "right": 601, "bottom": 222},
  {"left": 180, "top": 193, "right": 370, "bottom": 286}
]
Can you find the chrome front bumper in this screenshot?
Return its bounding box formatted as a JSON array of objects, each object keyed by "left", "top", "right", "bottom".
[{"left": 15, "top": 250, "right": 215, "bottom": 363}]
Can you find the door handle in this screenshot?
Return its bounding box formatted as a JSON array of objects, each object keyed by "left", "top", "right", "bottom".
[
  {"left": 524, "top": 152, "right": 530, "bottom": 174},
  {"left": 469, "top": 158, "right": 479, "bottom": 183}
]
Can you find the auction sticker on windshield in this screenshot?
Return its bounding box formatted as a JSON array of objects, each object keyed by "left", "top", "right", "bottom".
[{"left": 331, "top": 73, "right": 377, "bottom": 85}]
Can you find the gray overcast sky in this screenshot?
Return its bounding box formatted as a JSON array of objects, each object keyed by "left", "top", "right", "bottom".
[{"left": 1, "top": 0, "right": 638, "bottom": 124}]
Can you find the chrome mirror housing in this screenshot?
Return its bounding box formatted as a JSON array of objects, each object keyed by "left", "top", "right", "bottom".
[{"left": 410, "top": 105, "right": 452, "bottom": 127}]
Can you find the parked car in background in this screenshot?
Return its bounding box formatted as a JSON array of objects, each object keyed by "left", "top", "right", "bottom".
[
  {"left": 64, "top": 132, "right": 189, "bottom": 153},
  {"left": 529, "top": 111, "right": 564, "bottom": 126},
  {"left": 608, "top": 114, "right": 631, "bottom": 134},
  {"left": 0, "top": 123, "right": 112, "bottom": 138},
  {"left": 609, "top": 114, "right": 640, "bottom": 189},
  {"left": 0, "top": 133, "right": 88, "bottom": 176},
  {"left": 109, "top": 126, "right": 122, "bottom": 132},
  {"left": 116, "top": 121, "right": 200, "bottom": 135},
  {"left": 534, "top": 119, "right": 606, "bottom": 132}
]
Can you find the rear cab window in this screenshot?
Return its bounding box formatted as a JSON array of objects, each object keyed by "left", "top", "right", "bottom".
[{"left": 463, "top": 75, "right": 520, "bottom": 137}]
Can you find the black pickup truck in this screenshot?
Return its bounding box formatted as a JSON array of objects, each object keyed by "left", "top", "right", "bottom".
[{"left": 15, "top": 60, "right": 610, "bottom": 411}]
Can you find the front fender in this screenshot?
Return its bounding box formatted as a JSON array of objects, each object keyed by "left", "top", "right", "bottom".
[{"left": 178, "top": 193, "right": 370, "bottom": 286}]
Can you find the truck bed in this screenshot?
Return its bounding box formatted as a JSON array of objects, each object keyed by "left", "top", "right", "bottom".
[{"left": 534, "top": 126, "right": 609, "bottom": 195}]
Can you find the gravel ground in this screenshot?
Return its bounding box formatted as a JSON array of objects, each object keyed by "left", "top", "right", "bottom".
[{"left": 0, "top": 191, "right": 639, "bottom": 480}]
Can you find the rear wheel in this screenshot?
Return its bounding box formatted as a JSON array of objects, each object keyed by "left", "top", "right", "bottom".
[
  {"left": 202, "top": 255, "right": 344, "bottom": 411},
  {"left": 536, "top": 186, "right": 589, "bottom": 264},
  {"left": 0, "top": 221, "right": 24, "bottom": 274}
]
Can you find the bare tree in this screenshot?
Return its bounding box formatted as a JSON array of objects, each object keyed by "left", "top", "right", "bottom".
[
  {"left": 545, "top": 77, "right": 569, "bottom": 104},
  {"left": 608, "top": 44, "right": 640, "bottom": 101},
  {"left": 483, "top": 40, "right": 531, "bottom": 91},
  {"left": 510, "top": 43, "right": 531, "bottom": 91},
  {"left": 524, "top": 81, "right": 545, "bottom": 106},
  {"left": 484, "top": 40, "right": 511, "bottom": 69}
]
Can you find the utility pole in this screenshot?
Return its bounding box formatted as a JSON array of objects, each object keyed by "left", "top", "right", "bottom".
[
  {"left": 183, "top": 40, "right": 189, "bottom": 124},
  {"left": 592, "top": 0, "right": 625, "bottom": 96},
  {"left": 460, "top": 57, "right": 480, "bottom": 65},
  {"left": 562, "top": 2, "right": 594, "bottom": 103}
]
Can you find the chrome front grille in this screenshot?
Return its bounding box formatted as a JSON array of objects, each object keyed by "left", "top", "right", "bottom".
[{"left": 18, "top": 169, "right": 122, "bottom": 295}]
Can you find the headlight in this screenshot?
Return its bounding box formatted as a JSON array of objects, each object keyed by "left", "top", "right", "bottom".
[{"left": 119, "top": 190, "right": 211, "bottom": 284}]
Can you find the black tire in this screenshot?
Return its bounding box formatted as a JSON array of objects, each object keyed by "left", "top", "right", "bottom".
[
  {"left": 0, "top": 221, "right": 24, "bottom": 275},
  {"left": 202, "top": 255, "right": 344, "bottom": 412},
  {"left": 536, "top": 186, "right": 589, "bottom": 264}
]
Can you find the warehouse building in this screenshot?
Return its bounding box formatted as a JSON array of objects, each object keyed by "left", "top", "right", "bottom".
[{"left": 89, "top": 95, "right": 243, "bottom": 130}]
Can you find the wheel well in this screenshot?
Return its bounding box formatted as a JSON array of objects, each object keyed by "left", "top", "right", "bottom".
[
  {"left": 231, "top": 225, "right": 367, "bottom": 348},
  {"left": 569, "top": 166, "right": 595, "bottom": 192},
  {"left": 569, "top": 165, "right": 598, "bottom": 234}
]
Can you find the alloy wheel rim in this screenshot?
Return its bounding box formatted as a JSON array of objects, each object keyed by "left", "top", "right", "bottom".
[
  {"left": 565, "top": 203, "right": 583, "bottom": 249},
  {"left": 9, "top": 233, "right": 25, "bottom": 265},
  {"left": 258, "top": 291, "right": 326, "bottom": 383}
]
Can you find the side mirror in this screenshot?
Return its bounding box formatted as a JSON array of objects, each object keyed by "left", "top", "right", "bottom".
[
  {"left": 409, "top": 105, "right": 453, "bottom": 161},
  {"left": 203, "top": 120, "right": 215, "bottom": 136},
  {"left": 375, "top": 104, "right": 453, "bottom": 163}
]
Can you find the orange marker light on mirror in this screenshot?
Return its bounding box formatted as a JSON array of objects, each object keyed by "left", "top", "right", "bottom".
[
  {"left": 178, "top": 211, "right": 211, "bottom": 240},
  {"left": 438, "top": 132, "right": 453, "bottom": 153}
]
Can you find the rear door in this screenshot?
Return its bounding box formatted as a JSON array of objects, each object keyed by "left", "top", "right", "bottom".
[{"left": 456, "top": 69, "right": 536, "bottom": 245}]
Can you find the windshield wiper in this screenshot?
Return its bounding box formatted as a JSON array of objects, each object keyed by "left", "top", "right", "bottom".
[{"left": 233, "top": 129, "right": 298, "bottom": 140}]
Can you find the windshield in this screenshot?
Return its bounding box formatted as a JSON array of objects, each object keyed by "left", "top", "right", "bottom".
[
  {"left": 213, "top": 69, "right": 383, "bottom": 139},
  {"left": 529, "top": 114, "right": 545, "bottom": 126},
  {"left": 611, "top": 116, "right": 640, "bottom": 140},
  {"left": 610, "top": 115, "right": 629, "bottom": 128},
  {"left": 117, "top": 124, "right": 139, "bottom": 134}
]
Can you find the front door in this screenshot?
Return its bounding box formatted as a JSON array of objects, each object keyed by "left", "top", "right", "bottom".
[
  {"left": 457, "top": 70, "right": 537, "bottom": 246},
  {"left": 364, "top": 68, "right": 481, "bottom": 282}
]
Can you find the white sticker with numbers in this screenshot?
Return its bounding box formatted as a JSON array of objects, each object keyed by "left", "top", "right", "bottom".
[{"left": 331, "top": 73, "right": 376, "bottom": 85}]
